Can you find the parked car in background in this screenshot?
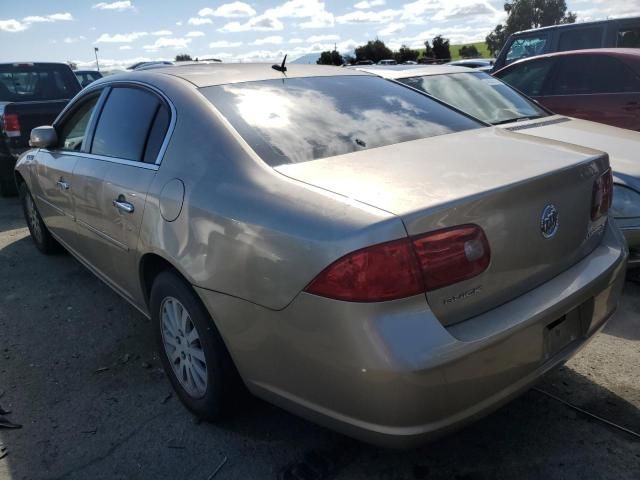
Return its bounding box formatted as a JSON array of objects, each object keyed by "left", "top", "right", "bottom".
[
  {"left": 0, "top": 62, "right": 81, "bottom": 196},
  {"left": 447, "top": 58, "right": 495, "bottom": 71},
  {"left": 493, "top": 16, "right": 640, "bottom": 71},
  {"left": 378, "top": 59, "right": 397, "bottom": 65},
  {"left": 361, "top": 64, "right": 640, "bottom": 270},
  {"left": 494, "top": 49, "right": 640, "bottom": 132},
  {"left": 15, "top": 64, "right": 626, "bottom": 447},
  {"left": 128, "top": 60, "right": 174, "bottom": 70},
  {"left": 74, "top": 70, "right": 103, "bottom": 88}
]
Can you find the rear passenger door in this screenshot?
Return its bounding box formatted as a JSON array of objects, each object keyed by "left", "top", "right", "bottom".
[
  {"left": 72, "top": 84, "right": 171, "bottom": 300},
  {"left": 540, "top": 54, "right": 640, "bottom": 130}
]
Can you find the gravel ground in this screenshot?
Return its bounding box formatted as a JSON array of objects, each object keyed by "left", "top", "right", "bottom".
[{"left": 0, "top": 195, "right": 638, "bottom": 480}]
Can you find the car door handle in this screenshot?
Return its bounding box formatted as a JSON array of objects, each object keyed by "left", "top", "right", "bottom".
[
  {"left": 113, "top": 199, "right": 135, "bottom": 214},
  {"left": 56, "top": 180, "right": 70, "bottom": 190}
]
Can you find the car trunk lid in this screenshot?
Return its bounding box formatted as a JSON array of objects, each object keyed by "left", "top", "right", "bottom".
[{"left": 277, "top": 128, "right": 610, "bottom": 326}]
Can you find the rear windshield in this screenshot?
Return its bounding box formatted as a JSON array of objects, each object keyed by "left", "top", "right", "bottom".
[
  {"left": 0, "top": 64, "right": 81, "bottom": 102},
  {"left": 200, "top": 75, "right": 481, "bottom": 166},
  {"left": 399, "top": 72, "right": 548, "bottom": 125}
]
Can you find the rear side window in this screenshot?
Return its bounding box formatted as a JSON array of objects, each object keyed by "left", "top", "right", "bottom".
[
  {"left": 496, "top": 58, "right": 554, "bottom": 96},
  {"left": 617, "top": 27, "right": 640, "bottom": 47},
  {"left": 558, "top": 27, "right": 603, "bottom": 51},
  {"left": 92, "top": 86, "right": 169, "bottom": 162},
  {"left": 0, "top": 64, "right": 80, "bottom": 102},
  {"left": 551, "top": 55, "right": 640, "bottom": 95},
  {"left": 200, "top": 76, "right": 480, "bottom": 166},
  {"left": 505, "top": 35, "right": 548, "bottom": 65}
]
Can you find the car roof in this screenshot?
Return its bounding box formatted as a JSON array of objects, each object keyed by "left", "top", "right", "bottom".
[
  {"left": 497, "top": 48, "right": 640, "bottom": 72},
  {"left": 512, "top": 16, "right": 640, "bottom": 35},
  {"left": 355, "top": 64, "right": 474, "bottom": 79},
  {"left": 0, "top": 62, "right": 71, "bottom": 67},
  {"left": 140, "top": 63, "right": 370, "bottom": 87}
]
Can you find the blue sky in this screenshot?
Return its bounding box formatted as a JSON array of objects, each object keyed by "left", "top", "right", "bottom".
[{"left": 1, "top": 0, "right": 639, "bottom": 69}]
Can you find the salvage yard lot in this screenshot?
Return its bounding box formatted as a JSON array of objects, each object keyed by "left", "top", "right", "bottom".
[{"left": 0, "top": 195, "right": 638, "bottom": 480}]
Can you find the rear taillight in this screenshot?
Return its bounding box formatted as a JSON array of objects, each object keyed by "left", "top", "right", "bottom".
[
  {"left": 2, "top": 113, "right": 21, "bottom": 138},
  {"left": 591, "top": 168, "right": 613, "bottom": 221},
  {"left": 305, "top": 224, "right": 490, "bottom": 302},
  {"left": 304, "top": 238, "right": 424, "bottom": 302},
  {"left": 412, "top": 224, "right": 491, "bottom": 292}
]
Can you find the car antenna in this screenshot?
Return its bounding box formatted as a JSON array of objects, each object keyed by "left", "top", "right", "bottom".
[{"left": 272, "top": 54, "right": 287, "bottom": 73}]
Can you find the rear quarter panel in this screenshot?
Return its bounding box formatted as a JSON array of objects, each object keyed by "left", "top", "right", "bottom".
[{"left": 136, "top": 74, "right": 407, "bottom": 311}]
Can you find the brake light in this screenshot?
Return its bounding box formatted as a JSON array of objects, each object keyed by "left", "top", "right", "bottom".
[
  {"left": 305, "top": 224, "right": 491, "bottom": 302},
  {"left": 2, "top": 113, "right": 20, "bottom": 138},
  {"left": 591, "top": 168, "right": 613, "bottom": 221},
  {"left": 412, "top": 224, "right": 491, "bottom": 291},
  {"left": 304, "top": 238, "right": 424, "bottom": 302}
]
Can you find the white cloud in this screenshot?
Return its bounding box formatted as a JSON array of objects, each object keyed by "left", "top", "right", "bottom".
[
  {"left": 186, "top": 31, "right": 205, "bottom": 37},
  {"left": 92, "top": 1, "right": 134, "bottom": 12},
  {"left": 188, "top": 17, "right": 213, "bottom": 25},
  {"left": 251, "top": 35, "right": 284, "bottom": 45},
  {"left": 119, "top": 45, "right": 132, "bottom": 50},
  {"left": 354, "top": 0, "right": 385, "bottom": 8},
  {"left": 199, "top": 2, "right": 256, "bottom": 18},
  {"left": 378, "top": 22, "right": 405, "bottom": 36},
  {"left": 143, "top": 37, "right": 192, "bottom": 51},
  {"left": 289, "top": 37, "right": 304, "bottom": 44},
  {"left": 209, "top": 40, "right": 243, "bottom": 48},
  {"left": 306, "top": 34, "right": 339, "bottom": 42},
  {"left": 96, "top": 31, "right": 148, "bottom": 43},
  {"left": 0, "top": 19, "right": 28, "bottom": 32},
  {"left": 176, "top": 21, "right": 183, "bottom": 26},
  {"left": 299, "top": 11, "right": 334, "bottom": 28},
  {"left": 64, "top": 35, "right": 86, "bottom": 44},
  {"left": 152, "top": 30, "right": 172, "bottom": 36},
  {"left": 220, "top": 15, "right": 284, "bottom": 32},
  {"left": 1, "top": 12, "right": 74, "bottom": 32},
  {"left": 336, "top": 9, "right": 399, "bottom": 24}
]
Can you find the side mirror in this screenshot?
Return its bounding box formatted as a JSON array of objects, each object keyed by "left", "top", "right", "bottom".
[{"left": 29, "top": 126, "right": 58, "bottom": 148}]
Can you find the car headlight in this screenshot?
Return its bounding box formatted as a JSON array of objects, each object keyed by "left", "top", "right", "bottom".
[{"left": 611, "top": 184, "right": 640, "bottom": 218}]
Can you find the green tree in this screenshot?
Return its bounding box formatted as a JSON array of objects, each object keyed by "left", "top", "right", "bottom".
[
  {"left": 432, "top": 35, "right": 451, "bottom": 60},
  {"left": 354, "top": 39, "right": 394, "bottom": 63},
  {"left": 423, "top": 40, "right": 434, "bottom": 59},
  {"left": 343, "top": 54, "right": 356, "bottom": 65},
  {"left": 175, "top": 54, "right": 192, "bottom": 61},
  {"left": 317, "top": 50, "right": 344, "bottom": 66},
  {"left": 459, "top": 44, "right": 480, "bottom": 58},
  {"left": 394, "top": 45, "right": 419, "bottom": 63},
  {"left": 486, "top": 0, "right": 577, "bottom": 55}
]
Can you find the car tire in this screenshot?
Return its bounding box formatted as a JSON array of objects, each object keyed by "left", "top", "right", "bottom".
[
  {"left": 19, "top": 182, "right": 60, "bottom": 254},
  {"left": 151, "top": 270, "right": 243, "bottom": 421}
]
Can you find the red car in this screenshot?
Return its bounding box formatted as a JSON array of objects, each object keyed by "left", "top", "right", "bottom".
[{"left": 494, "top": 49, "right": 640, "bottom": 131}]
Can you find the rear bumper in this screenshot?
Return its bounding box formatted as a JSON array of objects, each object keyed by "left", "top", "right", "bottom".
[
  {"left": 0, "top": 148, "right": 18, "bottom": 181},
  {"left": 196, "top": 221, "right": 627, "bottom": 448}
]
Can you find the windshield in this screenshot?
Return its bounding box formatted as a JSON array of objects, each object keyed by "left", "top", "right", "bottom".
[
  {"left": 200, "top": 75, "right": 480, "bottom": 166},
  {"left": 399, "top": 72, "right": 548, "bottom": 125},
  {"left": 0, "top": 63, "right": 81, "bottom": 102}
]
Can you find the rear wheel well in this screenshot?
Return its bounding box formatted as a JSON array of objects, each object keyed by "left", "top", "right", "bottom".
[{"left": 140, "top": 254, "right": 184, "bottom": 308}]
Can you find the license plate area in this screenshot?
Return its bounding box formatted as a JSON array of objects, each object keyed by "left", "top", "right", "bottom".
[{"left": 544, "top": 308, "right": 583, "bottom": 359}]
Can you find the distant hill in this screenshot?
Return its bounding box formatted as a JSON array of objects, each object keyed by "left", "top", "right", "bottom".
[{"left": 291, "top": 53, "right": 321, "bottom": 64}]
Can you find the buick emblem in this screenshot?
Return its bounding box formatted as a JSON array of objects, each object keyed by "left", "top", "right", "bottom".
[{"left": 540, "top": 204, "right": 559, "bottom": 239}]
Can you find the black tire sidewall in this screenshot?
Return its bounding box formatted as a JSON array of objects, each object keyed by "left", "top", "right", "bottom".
[
  {"left": 19, "top": 183, "right": 56, "bottom": 254},
  {"left": 151, "top": 271, "right": 236, "bottom": 421}
]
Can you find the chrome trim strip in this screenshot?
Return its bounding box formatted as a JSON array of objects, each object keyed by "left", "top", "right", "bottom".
[
  {"left": 53, "top": 79, "right": 176, "bottom": 167},
  {"left": 76, "top": 218, "right": 129, "bottom": 252},
  {"left": 36, "top": 194, "right": 66, "bottom": 216},
  {"left": 41, "top": 150, "right": 160, "bottom": 170}
]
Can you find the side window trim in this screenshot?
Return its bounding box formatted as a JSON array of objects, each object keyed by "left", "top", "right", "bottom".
[{"left": 83, "top": 87, "right": 111, "bottom": 152}]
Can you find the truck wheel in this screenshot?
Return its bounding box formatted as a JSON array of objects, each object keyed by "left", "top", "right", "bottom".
[{"left": 151, "top": 270, "right": 244, "bottom": 421}]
